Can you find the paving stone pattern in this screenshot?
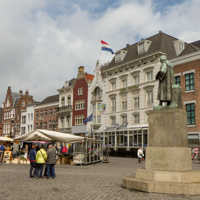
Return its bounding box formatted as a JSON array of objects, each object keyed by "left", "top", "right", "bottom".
[{"left": 0, "top": 157, "right": 200, "bottom": 200}]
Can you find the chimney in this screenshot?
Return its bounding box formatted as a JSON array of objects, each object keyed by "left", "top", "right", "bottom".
[
  {"left": 25, "top": 90, "right": 29, "bottom": 96},
  {"left": 19, "top": 90, "right": 23, "bottom": 96},
  {"left": 77, "top": 66, "right": 85, "bottom": 79}
]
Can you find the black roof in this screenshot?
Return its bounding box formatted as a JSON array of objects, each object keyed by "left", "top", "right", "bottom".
[
  {"left": 101, "top": 31, "right": 199, "bottom": 71},
  {"left": 39, "top": 95, "right": 59, "bottom": 105}
]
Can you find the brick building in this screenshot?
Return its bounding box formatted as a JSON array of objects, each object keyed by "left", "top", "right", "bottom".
[
  {"left": 34, "top": 95, "right": 59, "bottom": 131},
  {"left": 0, "top": 108, "right": 3, "bottom": 136},
  {"left": 171, "top": 46, "right": 200, "bottom": 147},
  {"left": 2, "top": 86, "right": 34, "bottom": 137},
  {"left": 72, "top": 66, "right": 94, "bottom": 135}
]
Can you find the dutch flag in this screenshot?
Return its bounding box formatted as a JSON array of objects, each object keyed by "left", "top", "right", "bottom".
[{"left": 101, "top": 40, "right": 114, "bottom": 54}]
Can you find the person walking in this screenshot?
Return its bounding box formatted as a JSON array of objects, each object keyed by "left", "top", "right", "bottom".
[
  {"left": 29, "top": 144, "right": 37, "bottom": 178},
  {"left": 137, "top": 147, "right": 144, "bottom": 163},
  {"left": 36, "top": 145, "right": 47, "bottom": 178},
  {"left": 46, "top": 144, "right": 57, "bottom": 179}
]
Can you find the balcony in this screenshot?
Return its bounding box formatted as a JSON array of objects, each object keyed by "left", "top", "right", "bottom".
[{"left": 58, "top": 105, "right": 72, "bottom": 117}]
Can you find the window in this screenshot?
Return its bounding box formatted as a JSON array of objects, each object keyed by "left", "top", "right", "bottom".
[
  {"left": 133, "top": 74, "right": 140, "bottom": 85},
  {"left": 146, "top": 90, "right": 153, "bottom": 106},
  {"left": 121, "top": 95, "right": 127, "bottom": 111},
  {"left": 78, "top": 88, "right": 83, "bottom": 95},
  {"left": 75, "top": 100, "right": 85, "bottom": 110},
  {"left": 133, "top": 112, "right": 140, "bottom": 124},
  {"left": 61, "top": 117, "right": 64, "bottom": 128},
  {"left": 175, "top": 76, "right": 181, "bottom": 86},
  {"left": 67, "top": 96, "right": 71, "bottom": 105},
  {"left": 121, "top": 115, "right": 127, "bottom": 125},
  {"left": 146, "top": 71, "right": 153, "bottom": 81},
  {"left": 22, "top": 116, "right": 26, "bottom": 124},
  {"left": 134, "top": 96, "right": 140, "bottom": 109},
  {"left": 75, "top": 115, "right": 84, "bottom": 126},
  {"left": 110, "top": 79, "right": 116, "bottom": 90},
  {"left": 61, "top": 97, "right": 65, "bottom": 106},
  {"left": 186, "top": 103, "right": 195, "bottom": 125},
  {"left": 121, "top": 78, "right": 127, "bottom": 88},
  {"left": 111, "top": 116, "right": 116, "bottom": 126},
  {"left": 185, "top": 73, "right": 194, "bottom": 91},
  {"left": 111, "top": 96, "right": 116, "bottom": 112}
]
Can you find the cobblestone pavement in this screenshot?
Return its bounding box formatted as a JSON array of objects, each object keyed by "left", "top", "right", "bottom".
[{"left": 1, "top": 157, "right": 200, "bottom": 200}]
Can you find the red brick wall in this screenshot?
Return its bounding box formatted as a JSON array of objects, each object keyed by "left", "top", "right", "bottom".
[
  {"left": 2, "top": 87, "right": 34, "bottom": 137},
  {"left": 0, "top": 123, "right": 3, "bottom": 136},
  {"left": 174, "top": 59, "right": 200, "bottom": 133},
  {"left": 72, "top": 78, "right": 88, "bottom": 125},
  {"left": 34, "top": 105, "right": 58, "bottom": 131}
]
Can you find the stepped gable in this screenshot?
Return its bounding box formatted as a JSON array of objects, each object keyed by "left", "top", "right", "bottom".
[
  {"left": 11, "top": 92, "right": 20, "bottom": 106},
  {"left": 102, "top": 31, "right": 199, "bottom": 71},
  {"left": 39, "top": 94, "right": 59, "bottom": 105}
]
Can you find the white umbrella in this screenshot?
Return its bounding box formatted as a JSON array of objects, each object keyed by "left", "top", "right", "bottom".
[
  {"left": 38, "top": 129, "right": 84, "bottom": 143},
  {"left": 14, "top": 129, "right": 84, "bottom": 143},
  {"left": 0, "top": 136, "right": 14, "bottom": 142}
]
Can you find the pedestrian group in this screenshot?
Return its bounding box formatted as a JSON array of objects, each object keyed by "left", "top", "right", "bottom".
[{"left": 29, "top": 143, "right": 57, "bottom": 179}]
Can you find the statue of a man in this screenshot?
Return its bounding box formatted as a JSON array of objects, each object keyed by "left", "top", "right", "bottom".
[{"left": 156, "top": 55, "right": 174, "bottom": 106}]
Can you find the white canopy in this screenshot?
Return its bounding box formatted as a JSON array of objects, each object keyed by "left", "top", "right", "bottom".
[
  {"left": 14, "top": 129, "right": 84, "bottom": 143},
  {"left": 0, "top": 136, "right": 14, "bottom": 142}
]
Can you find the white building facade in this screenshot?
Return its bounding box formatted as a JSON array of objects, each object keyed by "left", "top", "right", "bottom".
[
  {"left": 95, "top": 31, "right": 192, "bottom": 153},
  {"left": 20, "top": 104, "right": 35, "bottom": 135},
  {"left": 57, "top": 79, "right": 75, "bottom": 133}
]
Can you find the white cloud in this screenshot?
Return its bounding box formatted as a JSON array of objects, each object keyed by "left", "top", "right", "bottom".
[{"left": 0, "top": 0, "right": 199, "bottom": 104}]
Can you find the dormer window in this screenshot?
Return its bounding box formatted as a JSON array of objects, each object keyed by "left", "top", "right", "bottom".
[
  {"left": 137, "top": 40, "right": 152, "bottom": 55},
  {"left": 174, "top": 40, "right": 185, "bottom": 56},
  {"left": 115, "top": 50, "right": 127, "bottom": 63}
]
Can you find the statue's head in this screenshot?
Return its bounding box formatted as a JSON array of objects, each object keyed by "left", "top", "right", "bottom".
[{"left": 160, "top": 55, "right": 167, "bottom": 63}]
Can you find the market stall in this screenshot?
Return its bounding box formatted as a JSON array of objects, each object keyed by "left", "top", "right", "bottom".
[
  {"left": 0, "top": 136, "right": 13, "bottom": 164},
  {"left": 14, "top": 129, "right": 85, "bottom": 165}
]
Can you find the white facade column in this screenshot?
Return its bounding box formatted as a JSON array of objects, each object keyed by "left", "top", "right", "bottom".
[
  {"left": 142, "top": 129, "right": 144, "bottom": 149},
  {"left": 115, "top": 130, "right": 117, "bottom": 151},
  {"left": 127, "top": 130, "right": 130, "bottom": 151}
]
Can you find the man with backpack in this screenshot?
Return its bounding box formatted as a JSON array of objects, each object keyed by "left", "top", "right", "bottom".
[{"left": 29, "top": 144, "right": 37, "bottom": 178}]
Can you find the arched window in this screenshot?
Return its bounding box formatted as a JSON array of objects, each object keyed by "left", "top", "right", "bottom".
[{"left": 61, "top": 97, "right": 65, "bottom": 106}]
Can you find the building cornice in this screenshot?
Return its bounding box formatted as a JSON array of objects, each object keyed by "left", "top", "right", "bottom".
[
  {"left": 170, "top": 51, "right": 200, "bottom": 65},
  {"left": 101, "top": 51, "right": 164, "bottom": 78},
  {"left": 35, "top": 102, "right": 59, "bottom": 109}
]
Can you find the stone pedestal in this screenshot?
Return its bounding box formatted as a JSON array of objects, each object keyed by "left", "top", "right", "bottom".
[{"left": 123, "top": 108, "right": 200, "bottom": 195}]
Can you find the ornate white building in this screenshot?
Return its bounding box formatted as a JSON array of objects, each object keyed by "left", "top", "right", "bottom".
[
  {"left": 57, "top": 79, "right": 75, "bottom": 133},
  {"left": 88, "top": 61, "right": 107, "bottom": 135},
  {"left": 93, "top": 31, "right": 193, "bottom": 153}
]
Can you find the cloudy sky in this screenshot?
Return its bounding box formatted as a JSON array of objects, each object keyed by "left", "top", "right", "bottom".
[{"left": 0, "top": 0, "right": 199, "bottom": 104}]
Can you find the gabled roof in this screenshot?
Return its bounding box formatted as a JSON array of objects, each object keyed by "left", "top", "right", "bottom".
[
  {"left": 190, "top": 40, "right": 200, "bottom": 48},
  {"left": 39, "top": 95, "right": 59, "bottom": 105},
  {"left": 101, "top": 31, "right": 198, "bottom": 71}
]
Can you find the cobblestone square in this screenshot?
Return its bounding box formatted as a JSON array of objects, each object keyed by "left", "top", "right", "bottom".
[{"left": 0, "top": 157, "right": 200, "bottom": 200}]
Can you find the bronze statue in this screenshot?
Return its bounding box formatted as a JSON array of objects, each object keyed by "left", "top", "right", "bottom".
[{"left": 156, "top": 55, "right": 174, "bottom": 106}]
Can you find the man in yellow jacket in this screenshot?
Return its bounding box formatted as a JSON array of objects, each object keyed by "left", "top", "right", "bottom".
[{"left": 36, "top": 145, "right": 47, "bottom": 178}]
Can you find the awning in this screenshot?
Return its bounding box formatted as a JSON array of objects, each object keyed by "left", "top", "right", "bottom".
[
  {"left": 14, "top": 129, "right": 84, "bottom": 143},
  {"left": 0, "top": 136, "right": 14, "bottom": 142}
]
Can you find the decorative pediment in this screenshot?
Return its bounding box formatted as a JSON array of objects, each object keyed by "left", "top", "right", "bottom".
[
  {"left": 137, "top": 40, "right": 152, "bottom": 55},
  {"left": 115, "top": 50, "right": 127, "bottom": 63}
]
